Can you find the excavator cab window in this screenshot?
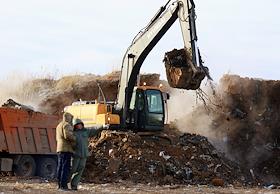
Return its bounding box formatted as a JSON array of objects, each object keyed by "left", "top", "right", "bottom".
[
  {"left": 130, "top": 89, "right": 164, "bottom": 131},
  {"left": 142, "top": 89, "right": 165, "bottom": 131},
  {"left": 146, "top": 90, "right": 163, "bottom": 114}
]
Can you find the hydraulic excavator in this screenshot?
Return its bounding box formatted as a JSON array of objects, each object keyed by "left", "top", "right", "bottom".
[{"left": 64, "top": 0, "right": 210, "bottom": 132}]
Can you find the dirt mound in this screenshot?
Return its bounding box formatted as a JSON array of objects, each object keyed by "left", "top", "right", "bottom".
[
  {"left": 20, "top": 71, "right": 162, "bottom": 114},
  {"left": 211, "top": 75, "right": 280, "bottom": 183},
  {"left": 174, "top": 74, "right": 280, "bottom": 184},
  {"left": 83, "top": 129, "right": 245, "bottom": 185}
]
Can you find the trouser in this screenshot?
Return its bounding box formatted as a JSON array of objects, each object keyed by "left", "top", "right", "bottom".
[
  {"left": 57, "top": 152, "right": 72, "bottom": 188},
  {"left": 70, "top": 156, "right": 87, "bottom": 188}
]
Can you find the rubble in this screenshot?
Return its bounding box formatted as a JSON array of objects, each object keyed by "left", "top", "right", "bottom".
[
  {"left": 2, "top": 99, "right": 34, "bottom": 112},
  {"left": 175, "top": 74, "right": 280, "bottom": 185},
  {"left": 210, "top": 75, "right": 280, "bottom": 184},
  {"left": 83, "top": 129, "right": 245, "bottom": 185}
]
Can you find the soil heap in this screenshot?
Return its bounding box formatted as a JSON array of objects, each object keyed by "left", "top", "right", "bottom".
[
  {"left": 83, "top": 129, "right": 245, "bottom": 185},
  {"left": 177, "top": 74, "right": 280, "bottom": 184},
  {"left": 19, "top": 71, "right": 163, "bottom": 114},
  {"left": 213, "top": 75, "right": 280, "bottom": 184}
]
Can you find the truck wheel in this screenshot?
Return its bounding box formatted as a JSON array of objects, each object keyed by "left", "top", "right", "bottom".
[
  {"left": 13, "top": 155, "right": 36, "bottom": 177},
  {"left": 37, "top": 157, "right": 57, "bottom": 179}
]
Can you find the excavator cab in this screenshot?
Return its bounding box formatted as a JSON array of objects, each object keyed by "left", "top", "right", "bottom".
[{"left": 128, "top": 87, "right": 165, "bottom": 131}]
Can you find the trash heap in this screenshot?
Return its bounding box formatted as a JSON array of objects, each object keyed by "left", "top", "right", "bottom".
[
  {"left": 2, "top": 99, "right": 34, "bottom": 112},
  {"left": 83, "top": 129, "right": 245, "bottom": 185},
  {"left": 208, "top": 75, "right": 280, "bottom": 184},
  {"left": 174, "top": 74, "right": 280, "bottom": 184},
  {"left": 15, "top": 71, "right": 164, "bottom": 114}
]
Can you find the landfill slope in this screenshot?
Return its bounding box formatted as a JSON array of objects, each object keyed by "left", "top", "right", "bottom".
[
  {"left": 212, "top": 75, "right": 280, "bottom": 184},
  {"left": 83, "top": 129, "right": 244, "bottom": 185},
  {"left": 19, "top": 71, "right": 163, "bottom": 114},
  {"left": 6, "top": 72, "right": 247, "bottom": 185},
  {"left": 175, "top": 74, "right": 280, "bottom": 184},
  {"left": 3, "top": 72, "right": 280, "bottom": 185}
]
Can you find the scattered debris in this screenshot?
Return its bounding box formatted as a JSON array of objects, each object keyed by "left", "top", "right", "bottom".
[
  {"left": 2, "top": 99, "right": 34, "bottom": 112},
  {"left": 211, "top": 178, "right": 224, "bottom": 187},
  {"left": 210, "top": 75, "right": 280, "bottom": 184},
  {"left": 159, "top": 151, "right": 171, "bottom": 161},
  {"left": 83, "top": 129, "right": 245, "bottom": 185},
  {"left": 265, "top": 184, "right": 279, "bottom": 190},
  {"left": 250, "top": 169, "right": 256, "bottom": 181},
  {"left": 175, "top": 74, "right": 280, "bottom": 185}
]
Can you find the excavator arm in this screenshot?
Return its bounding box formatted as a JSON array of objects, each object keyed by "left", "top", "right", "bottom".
[
  {"left": 64, "top": 0, "right": 208, "bottom": 131},
  {"left": 116, "top": 0, "right": 208, "bottom": 126}
]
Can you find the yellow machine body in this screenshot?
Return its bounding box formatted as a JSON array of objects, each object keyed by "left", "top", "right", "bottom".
[{"left": 64, "top": 102, "right": 120, "bottom": 127}]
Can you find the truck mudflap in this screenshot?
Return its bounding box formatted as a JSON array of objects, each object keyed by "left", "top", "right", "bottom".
[{"left": 164, "top": 48, "right": 206, "bottom": 90}]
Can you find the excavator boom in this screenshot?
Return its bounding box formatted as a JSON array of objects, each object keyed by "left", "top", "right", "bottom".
[
  {"left": 116, "top": 0, "right": 208, "bottom": 126},
  {"left": 65, "top": 0, "right": 208, "bottom": 132}
]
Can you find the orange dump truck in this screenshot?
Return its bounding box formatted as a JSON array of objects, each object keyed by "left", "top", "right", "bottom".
[{"left": 0, "top": 107, "right": 59, "bottom": 178}]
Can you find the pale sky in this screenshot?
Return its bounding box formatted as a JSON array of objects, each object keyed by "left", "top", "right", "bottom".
[{"left": 0, "top": 0, "right": 279, "bottom": 81}]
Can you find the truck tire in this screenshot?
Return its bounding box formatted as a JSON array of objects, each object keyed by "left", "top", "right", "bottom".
[
  {"left": 36, "top": 157, "right": 57, "bottom": 179},
  {"left": 13, "top": 155, "right": 36, "bottom": 177}
]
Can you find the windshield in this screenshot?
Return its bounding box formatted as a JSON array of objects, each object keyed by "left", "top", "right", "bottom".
[{"left": 146, "top": 90, "right": 163, "bottom": 114}]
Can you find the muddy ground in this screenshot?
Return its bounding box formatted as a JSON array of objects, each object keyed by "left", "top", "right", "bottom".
[{"left": 0, "top": 177, "right": 279, "bottom": 194}]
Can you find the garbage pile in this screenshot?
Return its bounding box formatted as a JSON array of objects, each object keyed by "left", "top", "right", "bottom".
[
  {"left": 174, "top": 74, "right": 280, "bottom": 184},
  {"left": 83, "top": 129, "right": 245, "bottom": 185},
  {"left": 18, "top": 71, "right": 164, "bottom": 114},
  {"left": 210, "top": 75, "right": 280, "bottom": 184},
  {"left": 2, "top": 99, "right": 34, "bottom": 112}
]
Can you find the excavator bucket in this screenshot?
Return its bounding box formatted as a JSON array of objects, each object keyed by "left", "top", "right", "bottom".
[{"left": 164, "top": 48, "right": 206, "bottom": 90}]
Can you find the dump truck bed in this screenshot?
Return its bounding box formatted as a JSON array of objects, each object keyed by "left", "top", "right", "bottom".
[{"left": 0, "top": 108, "right": 59, "bottom": 155}]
